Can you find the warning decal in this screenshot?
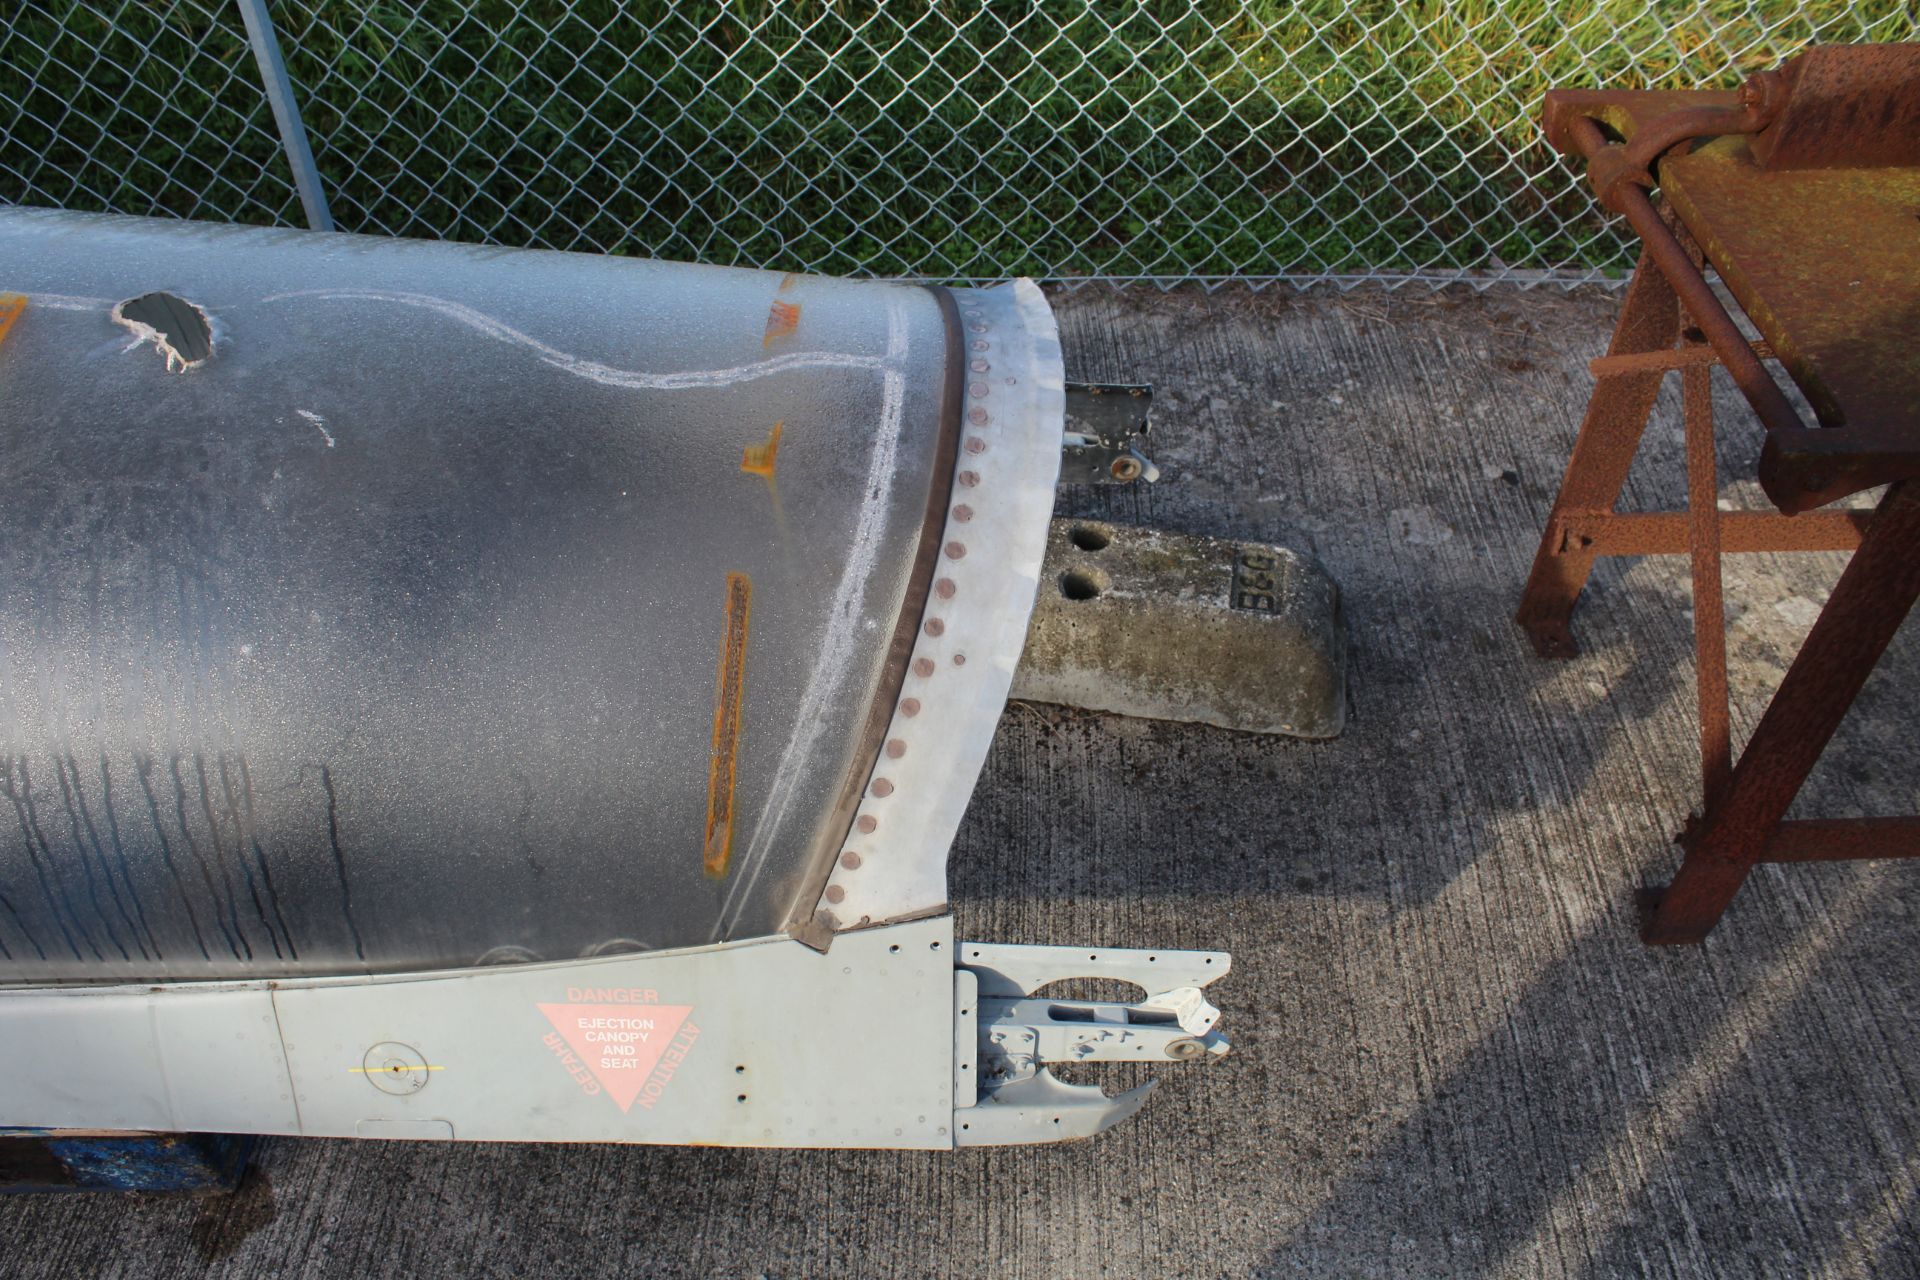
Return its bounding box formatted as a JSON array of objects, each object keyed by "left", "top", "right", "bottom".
[{"left": 538, "top": 999, "right": 699, "bottom": 1113}]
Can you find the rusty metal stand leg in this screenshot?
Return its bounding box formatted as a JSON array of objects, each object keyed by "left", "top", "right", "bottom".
[
  {"left": 1642, "top": 481, "right": 1920, "bottom": 944},
  {"left": 1516, "top": 248, "right": 1680, "bottom": 658},
  {"left": 1682, "top": 361, "right": 1732, "bottom": 801}
]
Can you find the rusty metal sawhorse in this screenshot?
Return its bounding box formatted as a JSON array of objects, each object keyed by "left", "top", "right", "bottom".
[{"left": 1516, "top": 43, "right": 1920, "bottom": 944}]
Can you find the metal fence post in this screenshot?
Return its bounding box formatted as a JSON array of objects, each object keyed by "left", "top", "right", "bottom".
[{"left": 234, "top": 0, "right": 333, "bottom": 232}]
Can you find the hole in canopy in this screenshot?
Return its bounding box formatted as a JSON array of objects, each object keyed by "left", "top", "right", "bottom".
[{"left": 112, "top": 291, "right": 212, "bottom": 371}]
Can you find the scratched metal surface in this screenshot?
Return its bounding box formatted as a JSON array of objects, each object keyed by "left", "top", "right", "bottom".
[
  {"left": 3, "top": 283, "right": 1919, "bottom": 1276},
  {"left": 0, "top": 209, "right": 952, "bottom": 979}
]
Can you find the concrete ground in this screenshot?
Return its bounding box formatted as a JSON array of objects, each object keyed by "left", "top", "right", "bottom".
[{"left": 3, "top": 284, "right": 1918, "bottom": 1278}]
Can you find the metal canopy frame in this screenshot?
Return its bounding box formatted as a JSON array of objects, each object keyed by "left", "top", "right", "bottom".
[{"left": 1517, "top": 43, "right": 1920, "bottom": 944}]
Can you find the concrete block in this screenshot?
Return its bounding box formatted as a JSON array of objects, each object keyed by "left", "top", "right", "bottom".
[{"left": 1011, "top": 519, "right": 1346, "bottom": 738}]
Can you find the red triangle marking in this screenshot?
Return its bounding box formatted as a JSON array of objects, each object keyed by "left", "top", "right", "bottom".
[{"left": 538, "top": 1003, "right": 693, "bottom": 1112}]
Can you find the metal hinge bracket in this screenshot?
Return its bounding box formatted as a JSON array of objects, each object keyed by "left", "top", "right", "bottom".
[{"left": 952, "top": 941, "right": 1230, "bottom": 1145}]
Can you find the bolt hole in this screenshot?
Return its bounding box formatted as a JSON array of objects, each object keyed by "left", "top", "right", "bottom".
[
  {"left": 1059, "top": 569, "right": 1106, "bottom": 602},
  {"left": 930, "top": 941, "right": 942, "bottom": 951},
  {"left": 735, "top": 1065, "right": 746, "bottom": 1074},
  {"left": 737, "top": 1094, "right": 748, "bottom": 1103},
  {"left": 889, "top": 944, "right": 901, "bottom": 953},
  {"left": 1068, "top": 525, "right": 1110, "bottom": 552}
]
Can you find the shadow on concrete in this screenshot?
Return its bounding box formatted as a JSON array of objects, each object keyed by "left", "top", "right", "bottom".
[{"left": 1254, "top": 875, "right": 1920, "bottom": 1278}]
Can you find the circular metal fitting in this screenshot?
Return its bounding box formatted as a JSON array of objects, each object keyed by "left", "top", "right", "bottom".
[{"left": 361, "top": 1041, "right": 432, "bottom": 1094}]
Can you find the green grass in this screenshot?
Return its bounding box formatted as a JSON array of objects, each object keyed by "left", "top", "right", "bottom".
[{"left": 3, "top": 1, "right": 1912, "bottom": 280}]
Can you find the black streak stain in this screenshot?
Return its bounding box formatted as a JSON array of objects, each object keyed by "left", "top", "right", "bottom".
[
  {"left": 234, "top": 756, "right": 296, "bottom": 961},
  {"left": 174, "top": 754, "right": 246, "bottom": 962},
  {"left": 1, "top": 756, "right": 83, "bottom": 961},
  {"left": 62, "top": 752, "right": 153, "bottom": 962},
  {"left": 320, "top": 766, "right": 367, "bottom": 963},
  {"left": 0, "top": 880, "right": 37, "bottom": 960},
  {"left": 96, "top": 754, "right": 164, "bottom": 962},
  {"left": 198, "top": 754, "right": 268, "bottom": 962},
  {"left": 17, "top": 756, "right": 109, "bottom": 962},
  {"left": 136, "top": 753, "right": 212, "bottom": 962},
  {"left": 52, "top": 753, "right": 136, "bottom": 961}
]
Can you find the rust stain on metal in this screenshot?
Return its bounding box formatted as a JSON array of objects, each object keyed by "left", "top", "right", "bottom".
[
  {"left": 703, "top": 572, "right": 753, "bottom": 878},
  {"left": 1554, "top": 509, "right": 1868, "bottom": 556},
  {"left": 1525, "top": 43, "right": 1920, "bottom": 943},
  {"left": 1764, "top": 817, "right": 1920, "bottom": 862},
  {"left": 763, "top": 299, "right": 801, "bottom": 347},
  {"left": 0, "top": 293, "right": 25, "bottom": 346},
  {"left": 1647, "top": 481, "right": 1920, "bottom": 942},
  {"left": 1664, "top": 139, "right": 1920, "bottom": 507},
  {"left": 1515, "top": 243, "right": 1679, "bottom": 659},
  {"left": 1544, "top": 42, "right": 1920, "bottom": 512},
  {"left": 1682, "top": 360, "right": 1730, "bottom": 801},
  {"left": 741, "top": 420, "right": 783, "bottom": 478},
  {"left": 778, "top": 272, "right": 800, "bottom": 292},
  {"left": 1589, "top": 340, "right": 1774, "bottom": 377},
  {"left": 1746, "top": 44, "right": 1920, "bottom": 171}
]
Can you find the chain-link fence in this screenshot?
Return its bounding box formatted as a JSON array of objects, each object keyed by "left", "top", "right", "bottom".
[{"left": 2, "top": 2, "right": 1911, "bottom": 287}]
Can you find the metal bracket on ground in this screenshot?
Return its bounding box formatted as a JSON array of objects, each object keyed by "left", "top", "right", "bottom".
[
  {"left": 953, "top": 942, "right": 1231, "bottom": 1146},
  {"left": 1063, "top": 382, "right": 1159, "bottom": 483}
]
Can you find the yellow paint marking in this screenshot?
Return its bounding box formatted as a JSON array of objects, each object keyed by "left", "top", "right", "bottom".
[
  {"left": 0, "top": 294, "right": 26, "bottom": 346},
  {"left": 762, "top": 298, "right": 800, "bottom": 347},
  {"left": 740, "top": 420, "right": 783, "bottom": 478},
  {"left": 346, "top": 1064, "right": 447, "bottom": 1072},
  {"left": 704, "top": 572, "right": 753, "bottom": 877},
  {"left": 741, "top": 421, "right": 794, "bottom": 561}
]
